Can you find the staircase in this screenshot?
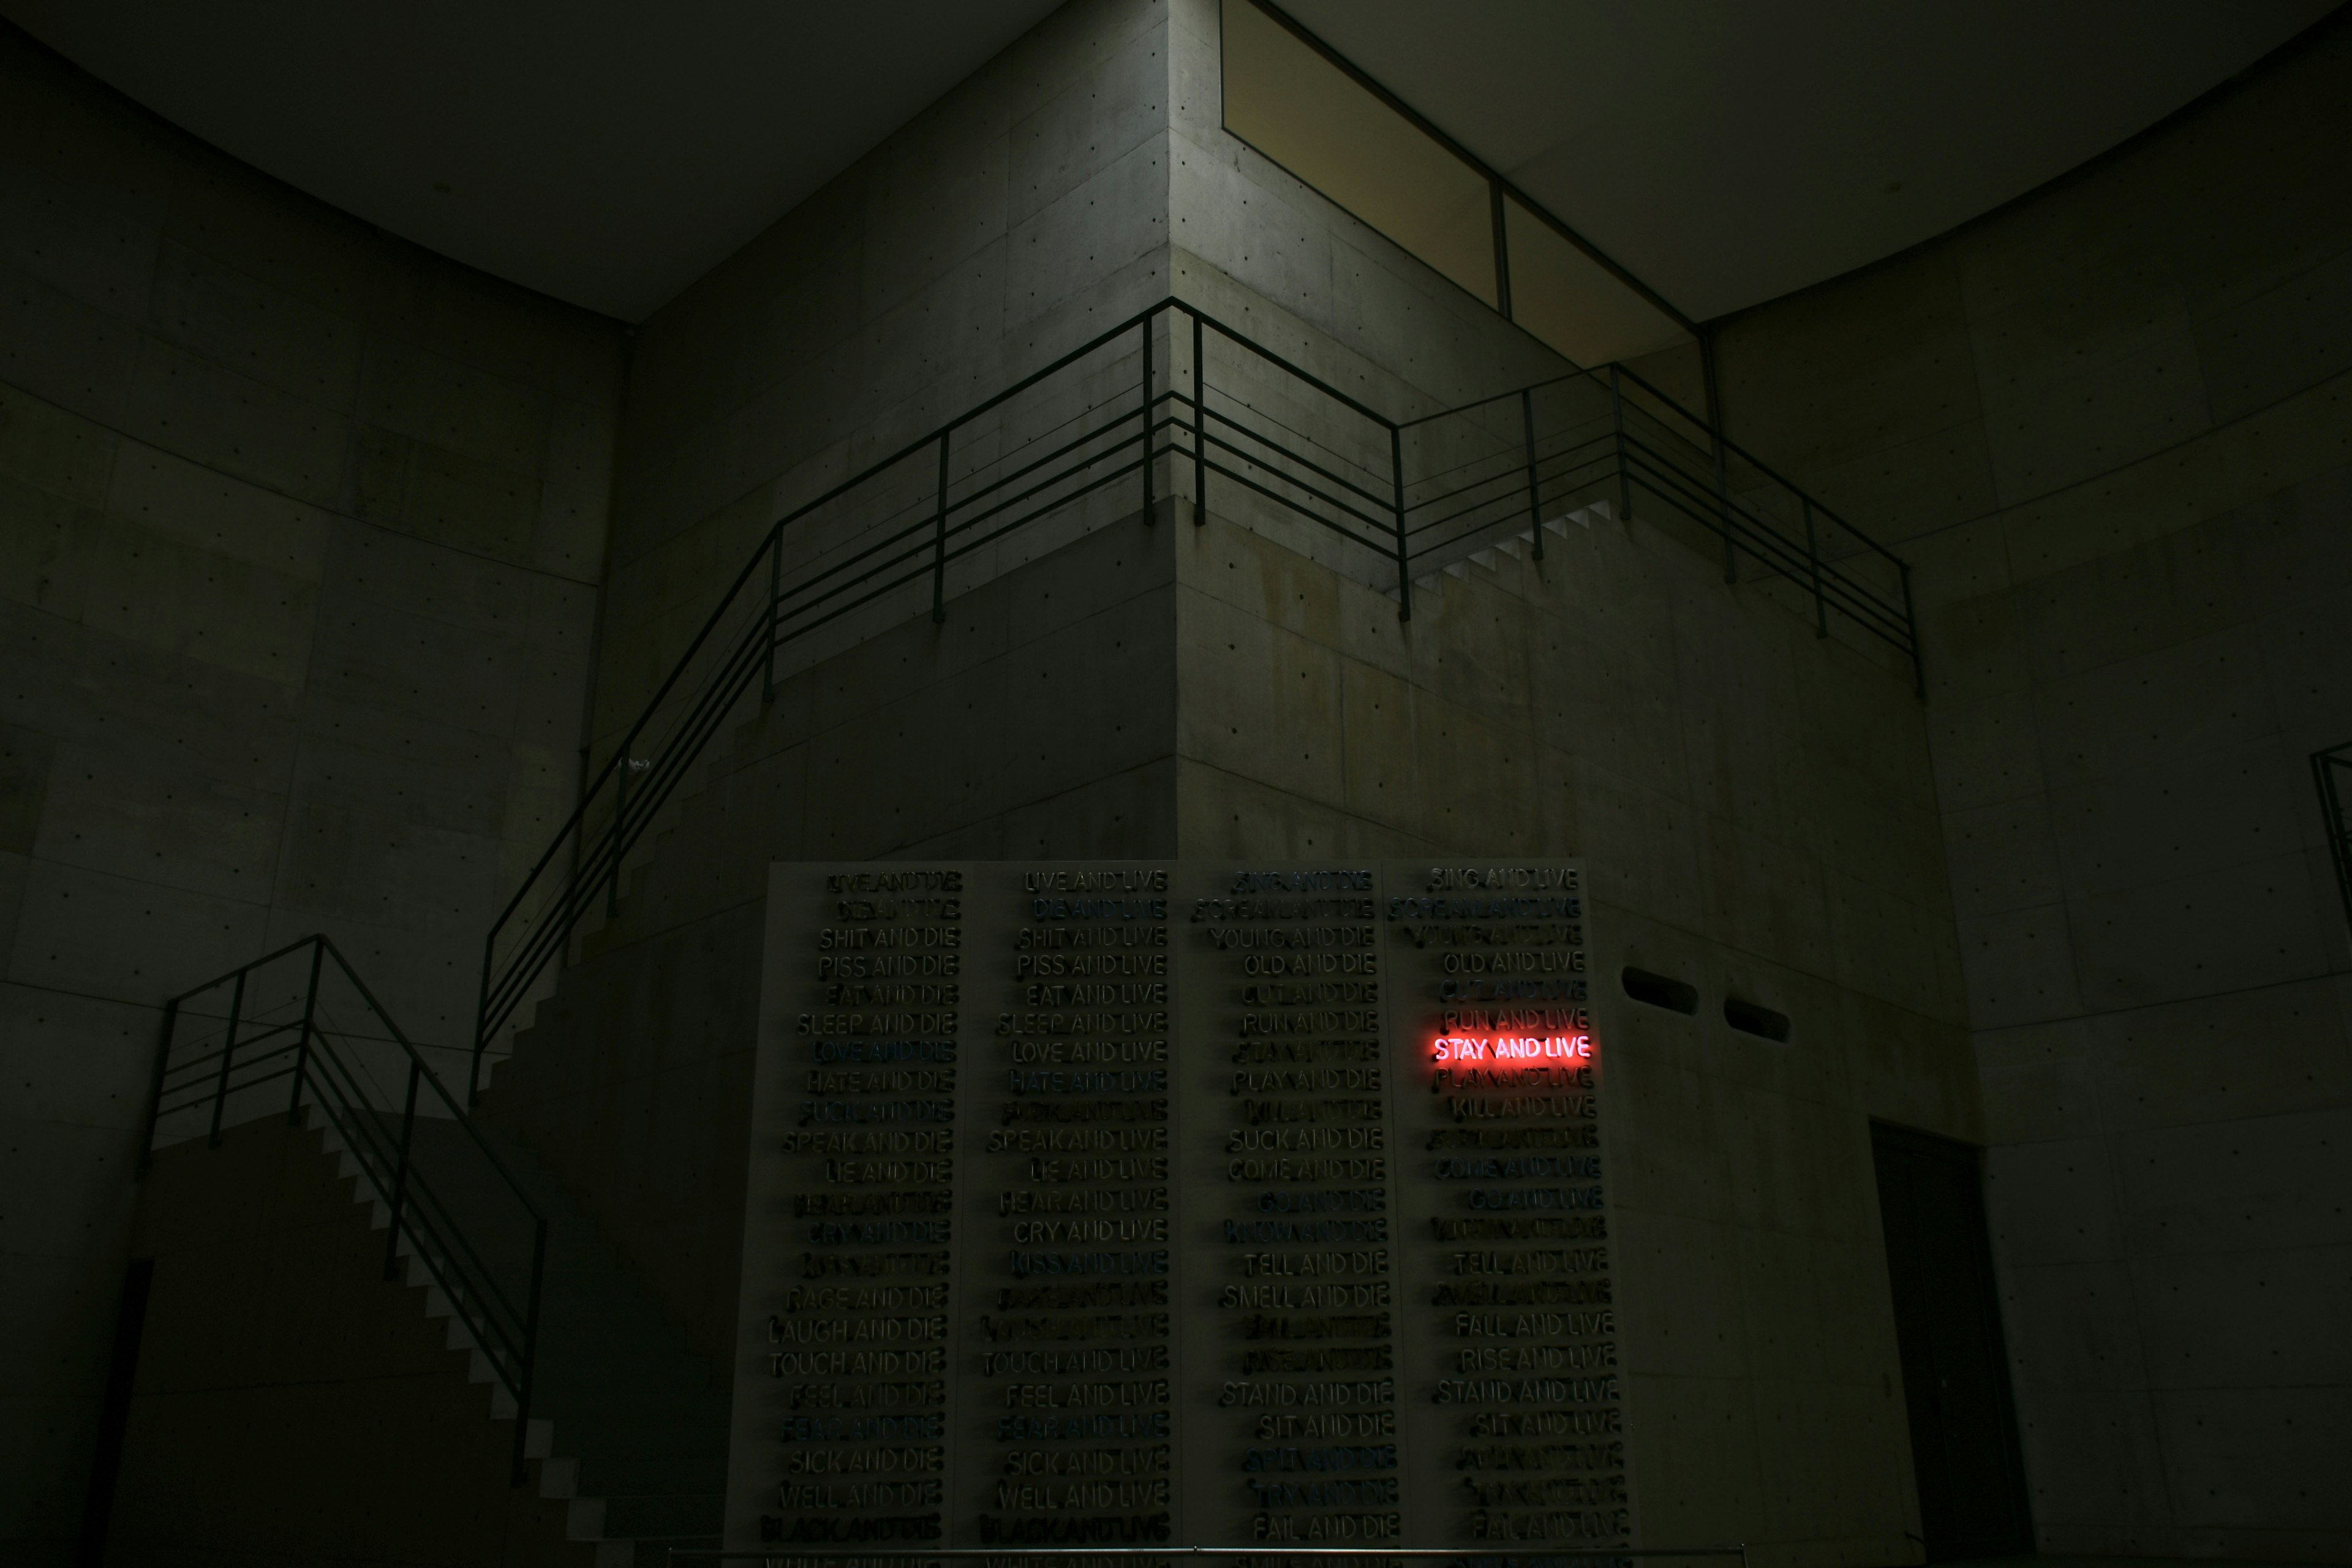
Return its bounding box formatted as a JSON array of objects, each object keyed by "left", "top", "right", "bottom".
[
  {"left": 1398, "top": 497, "right": 1611, "bottom": 606},
  {"left": 334, "top": 1114, "right": 728, "bottom": 1566},
  {"left": 126, "top": 296, "right": 1915, "bottom": 1559}
]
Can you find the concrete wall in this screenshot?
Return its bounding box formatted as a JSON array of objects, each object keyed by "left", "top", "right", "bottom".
[
  {"left": 1711, "top": 17, "right": 2352, "bottom": 1559},
  {"left": 485, "top": 0, "right": 1189, "bottom": 1365},
  {"left": 489, "top": 2, "right": 1975, "bottom": 1559},
  {"left": 481, "top": 516, "right": 1178, "bottom": 1366},
  {"left": 1169, "top": 0, "right": 1595, "bottom": 418},
  {"left": 105, "top": 1120, "right": 589, "bottom": 1566},
  {"left": 595, "top": 0, "right": 1177, "bottom": 763},
  {"left": 1172, "top": 495, "right": 1969, "bottom": 1561},
  {"left": 492, "top": 483, "right": 1964, "bottom": 1563},
  {"left": 1168, "top": 47, "right": 1975, "bottom": 1559},
  {"left": 29, "top": 0, "right": 2314, "bottom": 1555},
  {"left": 0, "top": 28, "right": 624, "bottom": 1559}
]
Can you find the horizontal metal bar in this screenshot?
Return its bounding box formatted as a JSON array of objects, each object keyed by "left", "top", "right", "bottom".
[
  {"left": 1200, "top": 384, "right": 1390, "bottom": 494},
  {"left": 668, "top": 1548, "right": 1746, "bottom": 1562},
  {"left": 1195, "top": 311, "right": 1396, "bottom": 431},
  {"left": 938, "top": 428, "right": 1149, "bottom": 545},
  {"left": 313, "top": 940, "right": 545, "bottom": 1216},
  {"left": 1197, "top": 429, "right": 1395, "bottom": 537},
  {"left": 1610, "top": 363, "right": 1900, "bottom": 565},
  {"left": 1621, "top": 456, "right": 1913, "bottom": 652},
  {"left": 1198, "top": 458, "right": 1392, "bottom": 556},
  {"left": 156, "top": 1027, "right": 303, "bottom": 1085},
  {"left": 1204, "top": 404, "right": 1392, "bottom": 513},
  {"left": 1405, "top": 450, "right": 1613, "bottom": 543},
  {"left": 1404, "top": 427, "right": 1613, "bottom": 511},
  {"left": 165, "top": 935, "right": 329, "bottom": 1006},
  {"left": 944, "top": 402, "right": 1148, "bottom": 519},
  {"left": 1621, "top": 442, "right": 1901, "bottom": 617}
]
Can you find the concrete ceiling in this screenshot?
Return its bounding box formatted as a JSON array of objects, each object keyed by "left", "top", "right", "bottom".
[
  {"left": 6, "top": 0, "right": 2335, "bottom": 324},
  {"left": 2, "top": 0, "right": 1065, "bottom": 321}
]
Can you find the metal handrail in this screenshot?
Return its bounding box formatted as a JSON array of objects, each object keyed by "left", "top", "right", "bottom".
[
  {"left": 132, "top": 294, "right": 1918, "bottom": 1514},
  {"left": 2315, "top": 742, "right": 2352, "bottom": 937},
  {"left": 1398, "top": 355, "right": 1890, "bottom": 556},
  {"left": 467, "top": 295, "right": 1921, "bottom": 1101},
  {"left": 1396, "top": 364, "right": 1920, "bottom": 691},
  {"left": 668, "top": 1548, "right": 1749, "bottom": 1564},
  {"left": 137, "top": 933, "right": 549, "bottom": 1486}
]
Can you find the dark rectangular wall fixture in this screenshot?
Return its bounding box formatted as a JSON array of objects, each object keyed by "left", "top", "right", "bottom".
[
  {"left": 1869, "top": 1124, "right": 2034, "bottom": 1560},
  {"left": 1723, "top": 997, "right": 1791, "bottom": 1041},
  {"left": 1619, "top": 966, "right": 1697, "bottom": 1014}
]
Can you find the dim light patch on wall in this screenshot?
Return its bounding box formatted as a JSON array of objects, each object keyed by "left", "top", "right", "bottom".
[{"left": 1218, "top": 0, "right": 1692, "bottom": 370}]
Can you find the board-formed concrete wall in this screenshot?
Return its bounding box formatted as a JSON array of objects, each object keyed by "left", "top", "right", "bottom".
[
  {"left": 1171, "top": 497, "right": 1969, "bottom": 1559},
  {"left": 1711, "top": 17, "right": 2352, "bottom": 1558},
  {"left": 0, "top": 26, "right": 624, "bottom": 1556},
  {"left": 521, "top": 2, "right": 1972, "bottom": 1558},
  {"left": 594, "top": 0, "right": 1178, "bottom": 767},
  {"left": 104, "top": 1120, "right": 589, "bottom": 1566},
  {"left": 487, "top": 480, "right": 1966, "bottom": 1562},
  {"left": 480, "top": 516, "right": 1179, "bottom": 1368}
]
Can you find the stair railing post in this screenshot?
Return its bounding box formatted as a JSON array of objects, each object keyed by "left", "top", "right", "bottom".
[
  {"left": 1804, "top": 497, "right": 1827, "bottom": 639},
  {"left": 383, "top": 1058, "right": 422, "bottom": 1282},
  {"left": 1900, "top": 560, "right": 1924, "bottom": 699},
  {"left": 2317, "top": 747, "right": 2352, "bottom": 938},
  {"left": 1191, "top": 311, "right": 1207, "bottom": 526},
  {"left": 932, "top": 428, "right": 951, "bottom": 625},
  {"left": 1390, "top": 424, "right": 1412, "bottom": 622},
  {"left": 137, "top": 997, "right": 179, "bottom": 1177},
  {"left": 510, "top": 1215, "right": 549, "bottom": 1486},
  {"left": 1609, "top": 365, "right": 1631, "bottom": 526},
  {"left": 1520, "top": 387, "right": 1544, "bottom": 562},
  {"left": 763, "top": 535, "right": 780, "bottom": 704},
  {"left": 206, "top": 969, "right": 246, "bottom": 1149},
  {"left": 607, "top": 756, "right": 627, "bottom": 919},
  {"left": 1714, "top": 424, "right": 1736, "bottom": 584},
  {"left": 469, "top": 928, "right": 494, "bottom": 1109},
  {"left": 1140, "top": 315, "right": 1156, "bottom": 524},
  {"left": 287, "top": 938, "right": 323, "bottom": 1125}
]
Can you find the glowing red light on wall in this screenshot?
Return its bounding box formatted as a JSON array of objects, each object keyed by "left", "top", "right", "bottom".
[{"left": 1430, "top": 1033, "right": 1591, "bottom": 1062}]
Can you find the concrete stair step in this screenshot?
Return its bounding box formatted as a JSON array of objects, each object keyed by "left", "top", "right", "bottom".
[
  {"left": 534, "top": 1386, "right": 731, "bottom": 1430},
  {"left": 1396, "top": 505, "right": 1596, "bottom": 603},
  {"left": 541, "top": 1417, "right": 729, "bottom": 1461},
  {"left": 617, "top": 1537, "right": 723, "bottom": 1568},
  {"left": 586, "top": 1491, "right": 726, "bottom": 1537},
  {"left": 572, "top": 1453, "right": 729, "bottom": 1498},
  {"left": 300, "top": 1101, "right": 731, "bottom": 1564}
]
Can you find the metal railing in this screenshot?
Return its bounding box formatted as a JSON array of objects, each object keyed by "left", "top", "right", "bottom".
[
  {"left": 668, "top": 1548, "right": 1747, "bottom": 1566},
  {"left": 140, "top": 935, "right": 549, "bottom": 1485},
  {"left": 2315, "top": 742, "right": 2352, "bottom": 937},
  {"left": 131, "top": 298, "right": 1908, "bottom": 1506},
  {"left": 1397, "top": 364, "right": 1920, "bottom": 692},
  {"left": 468, "top": 296, "right": 1916, "bottom": 1098}
]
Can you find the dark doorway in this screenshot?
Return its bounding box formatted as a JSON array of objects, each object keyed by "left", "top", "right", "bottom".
[
  {"left": 1869, "top": 1123, "right": 2033, "bottom": 1560},
  {"left": 77, "top": 1256, "right": 154, "bottom": 1566}
]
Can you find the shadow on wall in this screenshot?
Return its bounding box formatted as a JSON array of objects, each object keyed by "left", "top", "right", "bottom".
[{"left": 1712, "top": 10, "right": 2352, "bottom": 1553}]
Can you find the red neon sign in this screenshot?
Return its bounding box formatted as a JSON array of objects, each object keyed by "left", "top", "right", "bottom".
[{"left": 1430, "top": 1033, "right": 1591, "bottom": 1063}]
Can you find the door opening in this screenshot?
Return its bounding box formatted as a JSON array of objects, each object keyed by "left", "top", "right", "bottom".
[
  {"left": 77, "top": 1256, "right": 154, "bottom": 1566},
  {"left": 1870, "top": 1123, "right": 2033, "bottom": 1560}
]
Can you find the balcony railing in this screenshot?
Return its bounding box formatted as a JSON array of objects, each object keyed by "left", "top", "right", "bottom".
[
  {"left": 142, "top": 935, "right": 549, "bottom": 1485},
  {"left": 467, "top": 296, "right": 1919, "bottom": 1099}
]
